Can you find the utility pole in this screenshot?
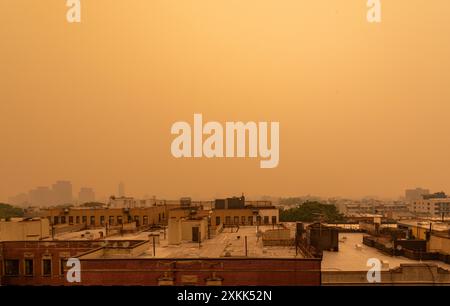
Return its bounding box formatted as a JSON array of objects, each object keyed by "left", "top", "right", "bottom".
[{"left": 245, "top": 236, "right": 248, "bottom": 256}]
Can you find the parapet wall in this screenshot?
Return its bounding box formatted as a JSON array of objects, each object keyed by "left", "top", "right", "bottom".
[{"left": 322, "top": 263, "right": 450, "bottom": 285}]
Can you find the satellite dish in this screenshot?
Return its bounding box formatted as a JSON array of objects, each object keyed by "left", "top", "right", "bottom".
[{"left": 396, "top": 245, "right": 403, "bottom": 251}]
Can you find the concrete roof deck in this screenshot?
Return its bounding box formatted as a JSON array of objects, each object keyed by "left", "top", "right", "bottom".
[
  {"left": 103, "top": 225, "right": 302, "bottom": 259},
  {"left": 398, "top": 220, "right": 450, "bottom": 231},
  {"left": 322, "top": 233, "right": 450, "bottom": 271}
]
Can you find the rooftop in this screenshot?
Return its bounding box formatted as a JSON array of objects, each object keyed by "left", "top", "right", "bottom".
[
  {"left": 322, "top": 233, "right": 450, "bottom": 271},
  {"left": 78, "top": 225, "right": 303, "bottom": 259},
  {"left": 398, "top": 220, "right": 450, "bottom": 231}
]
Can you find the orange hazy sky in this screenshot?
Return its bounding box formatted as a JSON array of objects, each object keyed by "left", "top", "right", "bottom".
[{"left": 1, "top": 0, "right": 450, "bottom": 202}]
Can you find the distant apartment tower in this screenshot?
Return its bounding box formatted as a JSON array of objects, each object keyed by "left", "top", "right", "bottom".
[
  {"left": 28, "top": 187, "right": 52, "bottom": 206},
  {"left": 405, "top": 188, "right": 429, "bottom": 202},
  {"left": 78, "top": 187, "right": 95, "bottom": 204},
  {"left": 8, "top": 193, "right": 29, "bottom": 207},
  {"left": 180, "top": 197, "right": 192, "bottom": 208},
  {"left": 214, "top": 195, "right": 245, "bottom": 209},
  {"left": 411, "top": 192, "right": 450, "bottom": 218},
  {"left": 51, "top": 181, "right": 72, "bottom": 205},
  {"left": 118, "top": 182, "right": 125, "bottom": 197}
]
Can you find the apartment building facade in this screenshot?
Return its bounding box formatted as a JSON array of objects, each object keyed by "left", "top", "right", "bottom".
[{"left": 41, "top": 206, "right": 167, "bottom": 228}]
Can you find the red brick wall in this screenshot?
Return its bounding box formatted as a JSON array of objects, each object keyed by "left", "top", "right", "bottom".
[
  {"left": 81, "top": 258, "right": 321, "bottom": 286},
  {"left": 1, "top": 241, "right": 321, "bottom": 286},
  {"left": 4, "top": 259, "right": 320, "bottom": 286},
  {"left": 0, "top": 241, "right": 103, "bottom": 286}
]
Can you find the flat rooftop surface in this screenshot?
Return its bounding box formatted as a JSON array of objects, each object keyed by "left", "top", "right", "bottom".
[
  {"left": 397, "top": 220, "right": 450, "bottom": 231},
  {"left": 107, "top": 225, "right": 301, "bottom": 259},
  {"left": 322, "top": 233, "right": 450, "bottom": 271},
  {"left": 49, "top": 229, "right": 106, "bottom": 240}
]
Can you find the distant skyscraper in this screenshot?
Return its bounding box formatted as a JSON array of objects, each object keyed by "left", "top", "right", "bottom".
[
  {"left": 28, "top": 186, "right": 52, "bottom": 206},
  {"left": 52, "top": 180, "right": 73, "bottom": 205},
  {"left": 78, "top": 187, "right": 95, "bottom": 204},
  {"left": 8, "top": 193, "right": 29, "bottom": 207},
  {"left": 405, "top": 188, "right": 430, "bottom": 202},
  {"left": 118, "top": 182, "right": 125, "bottom": 197}
]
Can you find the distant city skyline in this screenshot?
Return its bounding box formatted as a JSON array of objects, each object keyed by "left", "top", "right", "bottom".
[
  {"left": 7, "top": 180, "right": 97, "bottom": 206},
  {"left": 2, "top": 2, "right": 450, "bottom": 205},
  {"left": 3, "top": 179, "right": 441, "bottom": 206}
]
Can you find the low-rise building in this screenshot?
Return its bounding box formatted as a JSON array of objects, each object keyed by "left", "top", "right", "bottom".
[
  {"left": 0, "top": 225, "right": 321, "bottom": 286},
  {"left": 168, "top": 216, "right": 209, "bottom": 244},
  {"left": 398, "top": 220, "right": 450, "bottom": 240},
  {"left": 40, "top": 206, "right": 167, "bottom": 228},
  {"left": 429, "top": 232, "right": 450, "bottom": 255},
  {"left": 210, "top": 207, "right": 279, "bottom": 230},
  {"left": 108, "top": 196, "right": 166, "bottom": 208},
  {"left": 0, "top": 218, "right": 50, "bottom": 241},
  {"left": 411, "top": 192, "right": 450, "bottom": 218}
]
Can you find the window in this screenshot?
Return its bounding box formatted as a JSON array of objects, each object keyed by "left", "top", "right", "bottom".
[
  {"left": 53, "top": 216, "right": 59, "bottom": 225},
  {"left": 61, "top": 216, "right": 66, "bottom": 224},
  {"left": 100, "top": 216, "right": 105, "bottom": 225},
  {"left": 143, "top": 216, "right": 148, "bottom": 225},
  {"left": 225, "top": 216, "right": 231, "bottom": 225},
  {"left": 76, "top": 216, "right": 80, "bottom": 224},
  {"left": 5, "top": 260, "right": 19, "bottom": 276},
  {"left": 60, "top": 259, "right": 68, "bottom": 275},
  {"left": 248, "top": 216, "right": 253, "bottom": 225},
  {"left": 117, "top": 216, "right": 123, "bottom": 224},
  {"left": 264, "top": 216, "right": 269, "bottom": 224},
  {"left": 215, "top": 216, "right": 221, "bottom": 226},
  {"left": 69, "top": 216, "right": 74, "bottom": 224},
  {"left": 134, "top": 216, "right": 140, "bottom": 226},
  {"left": 272, "top": 216, "right": 277, "bottom": 224},
  {"left": 158, "top": 213, "right": 161, "bottom": 222},
  {"left": 82, "top": 216, "right": 87, "bottom": 224},
  {"left": 241, "top": 216, "right": 246, "bottom": 224},
  {"left": 24, "top": 259, "right": 34, "bottom": 276},
  {"left": 109, "top": 216, "right": 114, "bottom": 225},
  {"left": 90, "top": 216, "right": 95, "bottom": 225},
  {"left": 234, "top": 216, "right": 239, "bottom": 224},
  {"left": 256, "top": 216, "right": 262, "bottom": 225},
  {"left": 42, "top": 259, "right": 52, "bottom": 276}
]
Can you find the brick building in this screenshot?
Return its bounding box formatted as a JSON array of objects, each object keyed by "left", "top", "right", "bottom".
[
  {"left": 0, "top": 240, "right": 321, "bottom": 286},
  {"left": 40, "top": 206, "right": 167, "bottom": 228}
]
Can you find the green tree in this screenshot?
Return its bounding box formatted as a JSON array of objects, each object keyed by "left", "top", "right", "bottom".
[
  {"left": 80, "top": 202, "right": 105, "bottom": 208},
  {"left": 279, "top": 201, "right": 345, "bottom": 223},
  {"left": 0, "top": 203, "right": 24, "bottom": 220}
]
